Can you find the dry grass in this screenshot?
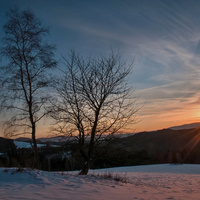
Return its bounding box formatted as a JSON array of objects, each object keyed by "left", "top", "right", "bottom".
[{"left": 91, "top": 172, "right": 129, "bottom": 183}]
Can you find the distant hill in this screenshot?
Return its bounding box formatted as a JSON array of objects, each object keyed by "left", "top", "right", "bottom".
[
  {"left": 13, "top": 122, "right": 200, "bottom": 143},
  {"left": 170, "top": 122, "right": 200, "bottom": 130},
  {"left": 119, "top": 127, "right": 200, "bottom": 164},
  {"left": 15, "top": 137, "right": 32, "bottom": 143},
  {"left": 9, "top": 122, "right": 200, "bottom": 165},
  {"left": 2, "top": 124, "right": 200, "bottom": 168}
]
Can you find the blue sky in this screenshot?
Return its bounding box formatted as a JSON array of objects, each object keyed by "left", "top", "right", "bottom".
[{"left": 1, "top": 0, "right": 200, "bottom": 136}]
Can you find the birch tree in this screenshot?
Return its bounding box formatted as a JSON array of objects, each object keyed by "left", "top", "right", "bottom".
[{"left": 0, "top": 8, "right": 56, "bottom": 165}]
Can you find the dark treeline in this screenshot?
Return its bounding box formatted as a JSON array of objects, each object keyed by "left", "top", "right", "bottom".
[{"left": 1, "top": 127, "right": 200, "bottom": 171}]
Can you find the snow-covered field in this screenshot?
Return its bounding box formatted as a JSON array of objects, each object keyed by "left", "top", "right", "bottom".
[{"left": 1, "top": 164, "right": 200, "bottom": 200}]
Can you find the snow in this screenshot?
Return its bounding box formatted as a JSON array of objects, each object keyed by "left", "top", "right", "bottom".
[
  {"left": 1, "top": 164, "right": 200, "bottom": 199},
  {"left": 92, "top": 163, "right": 200, "bottom": 174},
  {"left": 14, "top": 141, "right": 46, "bottom": 149}
]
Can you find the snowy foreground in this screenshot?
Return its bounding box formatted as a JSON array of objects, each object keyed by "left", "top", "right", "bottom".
[{"left": 1, "top": 164, "right": 200, "bottom": 200}]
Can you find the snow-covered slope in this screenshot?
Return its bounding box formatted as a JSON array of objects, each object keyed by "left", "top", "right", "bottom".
[
  {"left": 92, "top": 163, "right": 200, "bottom": 174},
  {"left": 1, "top": 164, "right": 200, "bottom": 200},
  {"left": 13, "top": 141, "right": 46, "bottom": 149}
]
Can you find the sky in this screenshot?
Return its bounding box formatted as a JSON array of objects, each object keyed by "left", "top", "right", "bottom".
[{"left": 1, "top": 0, "right": 200, "bottom": 137}]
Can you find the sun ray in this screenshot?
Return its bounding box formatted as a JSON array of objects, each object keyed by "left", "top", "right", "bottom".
[{"left": 183, "top": 127, "right": 200, "bottom": 160}]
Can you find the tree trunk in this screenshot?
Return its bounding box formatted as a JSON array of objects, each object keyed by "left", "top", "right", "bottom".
[
  {"left": 79, "top": 110, "right": 99, "bottom": 175},
  {"left": 31, "top": 122, "right": 38, "bottom": 168},
  {"left": 79, "top": 148, "right": 90, "bottom": 175},
  {"left": 79, "top": 161, "right": 89, "bottom": 175}
]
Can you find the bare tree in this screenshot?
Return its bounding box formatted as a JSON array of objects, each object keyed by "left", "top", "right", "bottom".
[
  {"left": 50, "top": 51, "right": 137, "bottom": 174},
  {"left": 0, "top": 7, "right": 56, "bottom": 165}
]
